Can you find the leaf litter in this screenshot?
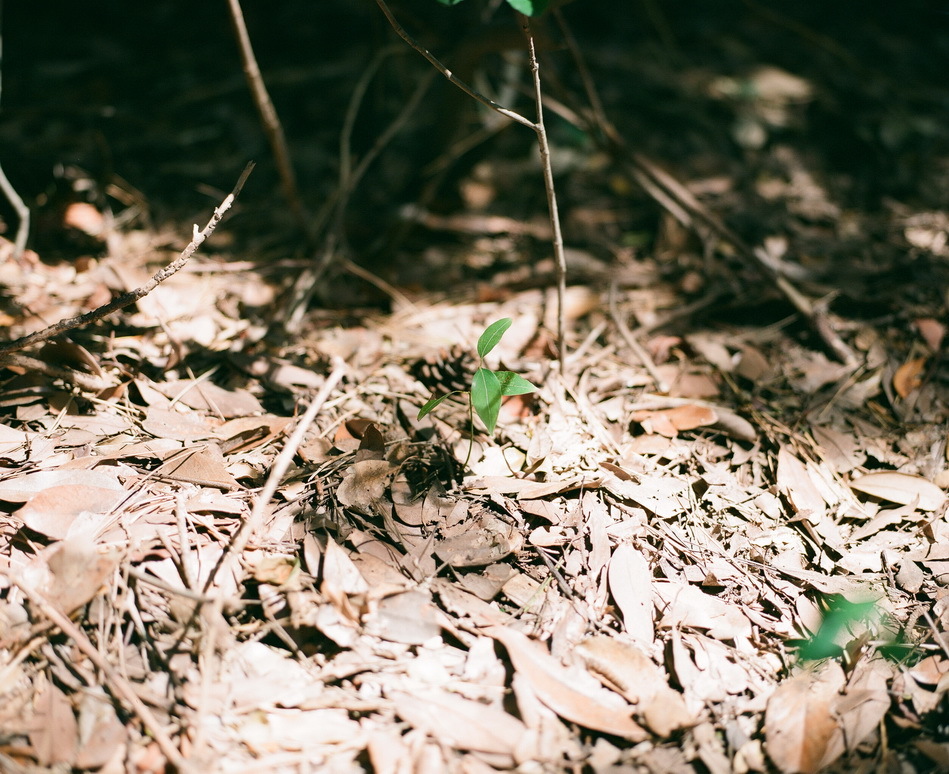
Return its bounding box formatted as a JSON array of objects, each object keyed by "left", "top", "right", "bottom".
[{"left": 2, "top": 10, "right": 949, "bottom": 774}]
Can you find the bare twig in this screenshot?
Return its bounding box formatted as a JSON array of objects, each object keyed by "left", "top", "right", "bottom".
[
  {"left": 521, "top": 14, "right": 567, "bottom": 369},
  {"left": 9, "top": 575, "right": 187, "bottom": 770},
  {"left": 373, "top": 0, "right": 572, "bottom": 368},
  {"left": 202, "top": 357, "right": 347, "bottom": 599},
  {"left": 608, "top": 281, "right": 669, "bottom": 393},
  {"left": 0, "top": 163, "right": 253, "bottom": 357},
  {"left": 373, "top": 0, "right": 536, "bottom": 131},
  {"left": 226, "top": 0, "right": 308, "bottom": 238},
  {"left": 0, "top": 351, "right": 112, "bottom": 392}
]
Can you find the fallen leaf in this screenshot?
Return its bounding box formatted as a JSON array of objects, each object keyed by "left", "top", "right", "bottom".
[
  {"left": 893, "top": 357, "right": 926, "bottom": 398},
  {"left": 607, "top": 543, "right": 655, "bottom": 645},
  {"left": 850, "top": 471, "right": 945, "bottom": 511},
  {"left": 765, "top": 664, "right": 844, "bottom": 774},
  {"left": 486, "top": 625, "right": 648, "bottom": 740},
  {"left": 389, "top": 689, "right": 526, "bottom": 756}
]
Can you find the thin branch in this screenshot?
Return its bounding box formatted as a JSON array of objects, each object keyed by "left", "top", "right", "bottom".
[
  {"left": 521, "top": 14, "right": 567, "bottom": 368},
  {"left": 0, "top": 163, "right": 253, "bottom": 357},
  {"left": 226, "top": 0, "right": 309, "bottom": 239},
  {"left": 373, "top": 0, "right": 537, "bottom": 131},
  {"left": 202, "top": 357, "right": 347, "bottom": 599}
]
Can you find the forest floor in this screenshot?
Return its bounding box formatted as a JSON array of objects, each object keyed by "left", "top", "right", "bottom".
[{"left": 1, "top": 2, "right": 949, "bottom": 772}]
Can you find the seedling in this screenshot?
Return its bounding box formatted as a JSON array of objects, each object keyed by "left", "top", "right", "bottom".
[{"left": 417, "top": 318, "right": 536, "bottom": 460}]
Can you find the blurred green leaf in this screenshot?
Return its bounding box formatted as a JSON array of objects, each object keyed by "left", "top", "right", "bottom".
[{"left": 505, "top": 0, "right": 550, "bottom": 15}]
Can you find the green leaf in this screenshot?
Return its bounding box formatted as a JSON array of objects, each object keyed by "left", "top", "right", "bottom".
[
  {"left": 417, "top": 391, "right": 462, "bottom": 420},
  {"left": 477, "top": 318, "right": 512, "bottom": 359},
  {"left": 471, "top": 368, "right": 502, "bottom": 434},
  {"left": 495, "top": 371, "right": 536, "bottom": 396},
  {"left": 505, "top": 0, "right": 550, "bottom": 15},
  {"left": 436, "top": 0, "right": 467, "bottom": 5}
]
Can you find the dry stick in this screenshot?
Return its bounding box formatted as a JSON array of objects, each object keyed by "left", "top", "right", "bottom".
[
  {"left": 374, "top": 0, "right": 535, "bottom": 131},
  {"left": 0, "top": 163, "right": 254, "bottom": 357},
  {"left": 188, "top": 360, "right": 344, "bottom": 763},
  {"left": 202, "top": 358, "right": 347, "bottom": 600},
  {"left": 9, "top": 576, "right": 187, "bottom": 770},
  {"left": 0, "top": 163, "right": 28, "bottom": 260},
  {"left": 226, "top": 0, "right": 309, "bottom": 239},
  {"left": 373, "top": 0, "right": 570, "bottom": 368},
  {"left": 520, "top": 14, "right": 567, "bottom": 369}
]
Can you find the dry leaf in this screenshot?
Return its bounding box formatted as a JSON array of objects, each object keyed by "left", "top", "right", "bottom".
[
  {"left": 850, "top": 471, "right": 945, "bottom": 511},
  {"left": 486, "top": 626, "right": 648, "bottom": 740},
  {"left": 631, "top": 405, "right": 718, "bottom": 437},
  {"left": 30, "top": 682, "right": 79, "bottom": 767},
  {"left": 389, "top": 689, "right": 526, "bottom": 756},
  {"left": 893, "top": 357, "right": 926, "bottom": 398},
  {"left": 607, "top": 544, "right": 655, "bottom": 645},
  {"left": 765, "top": 664, "right": 844, "bottom": 774}
]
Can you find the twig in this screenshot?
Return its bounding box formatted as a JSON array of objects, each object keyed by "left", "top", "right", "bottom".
[
  {"left": 608, "top": 281, "right": 669, "bottom": 393},
  {"left": 202, "top": 357, "right": 347, "bottom": 598},
  {"left": 0, "top": 352, "right": 112, "bottom": 392},
  {"left": 520, "top": 14, "right": 567, "bottom": 369},
  {"left": 9, "top": 575, "right": 187, "bottom": 770},
  {"left": 0, "top": 163, "right": 253, "bottom": 357},
  {"left": 373, "top": 0, "right": 572, "bottom": 369},
  {"left": 226, "top": 0, "right": 308, "bottom": 239},
  {"left": 0, "top": 163, "right": 28, "bottom": 260},
  {"left": 373, "top": 0, "right": 536, "bottom": 131}
]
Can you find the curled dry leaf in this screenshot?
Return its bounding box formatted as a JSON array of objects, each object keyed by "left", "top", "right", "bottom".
[
  {"left": 576, "top": 636, "right": 694, "bottom": 736},
  {"left": 893, "top": 357, "right": 926, "bottom": 398},
  {"left": 631, "top": 405, "right": 718, "bottom": 438},
  {"left": 850, "top": 471, "right": 946, "bottom": 511}
]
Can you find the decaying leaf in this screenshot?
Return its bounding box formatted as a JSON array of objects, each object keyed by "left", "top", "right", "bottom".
[{"left": 850, "top": 471, "right": 946, "bottom": 511}]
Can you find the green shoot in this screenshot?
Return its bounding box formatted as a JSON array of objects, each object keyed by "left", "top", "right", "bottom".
[{"left": 417, "top": 318, "right": 536, "bottom": 453}]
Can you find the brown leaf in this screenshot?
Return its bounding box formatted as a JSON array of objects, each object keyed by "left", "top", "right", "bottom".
[
  {"left": 577, "top": 636, "right": 694, "bottom": 736},
  {"left": 154, "top": 443, "right": 242, "bottom": 490},
  {"left": 336, "top": 460, "right": 394, "bottom": 514},
  {"left": 850, "top": 471, "right": 945, "bottom": 511},
  {"left": 607, "top": 544, "right": 655, "bottom": 645},
  {"left": 486, "top": 626, "right": 649, "bottom": 741},
  {"left": 893, "top": 357, "right": 926, "bottom": 398},
  {"left": 777, "top": 447, "right": 826, "bottom": 520},
  {"left": 30, "top": 682, "right": 79, "bottom": 767},
  {"left": 631, "top": 405, "right": 718, "bottom": 437},
  {"left": 765, "top": 664, "right": 844, "bottom": 774},
  {"left": 389, "top": 689, "right": 526, "bottom": 756}
]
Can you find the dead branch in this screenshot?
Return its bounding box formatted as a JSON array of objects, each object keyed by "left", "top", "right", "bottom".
[
  {"left": 226, "top": 0, "right": 308, "bottom": 239},
  {"left": 0, "top": 163, "right": 254, "bottom": 358}
]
